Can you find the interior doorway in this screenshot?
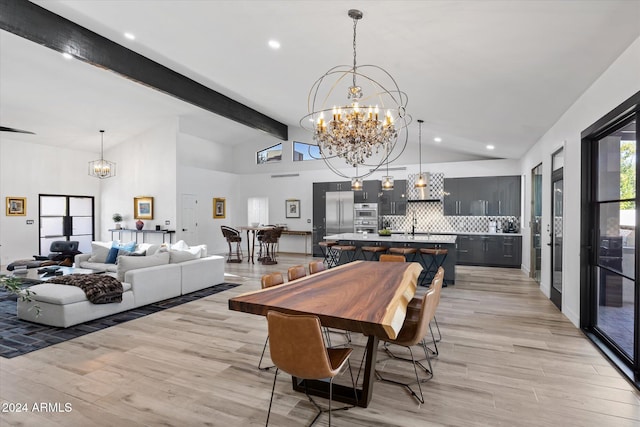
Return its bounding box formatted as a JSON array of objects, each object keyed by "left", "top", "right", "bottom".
[
  {"left": 531, "top": 163, "right": 543, "bottom": 283},
  {"left": 39, "top": 194, "right": 94, "bottom": 254},
  {"left": 550, "top": 150, "right": 564, "bottom": 310},
  {"left": 180, "top": 194, "right": 198, "bottom": 245}
]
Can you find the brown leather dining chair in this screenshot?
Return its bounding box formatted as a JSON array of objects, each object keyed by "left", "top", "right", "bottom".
[
  {"left": 308, "top": 260, "right": 326, "bottom": 275},
  {"left": 376, "top": 267, "right": 443, "bottom": 404},
  {"left": 287, "top": 265, "right": 307, "bottom": 281},
  {"left": 265, "top": 310, "right": 356, "bottom": 426},
  {"left": 409, "top": 266, "right": 445, "bottom": 353},
  {"left": 258, "top": 272, "right": 284, "bottom": 371},
  {"left": 379, "top": 254, "right": 406, "bottom": 262}
]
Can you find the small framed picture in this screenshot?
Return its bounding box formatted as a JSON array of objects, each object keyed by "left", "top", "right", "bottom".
[
  {"left": 6, "top": 197, "right": 26, "bottom": 216},
  {"left": 134, "top": 196, "right": 154, "bottom": 220},
  {"left": 285, "top": 199, "right": 300, "bottom": 218},
  {"left": 214, "top": 197, "right": 226, "bottom": 219}
]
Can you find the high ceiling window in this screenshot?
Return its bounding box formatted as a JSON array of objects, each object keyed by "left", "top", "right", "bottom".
[
  {"left": 293, "top": 141, "right": 320, "bottom": 162},
  {"left": 256, "top": 143, "right": 282, "bottom": 164}
]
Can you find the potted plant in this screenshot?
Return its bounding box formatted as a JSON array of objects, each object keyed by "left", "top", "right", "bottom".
[{"left": 112, "top": 213, "right": 123, "bottom": 229}]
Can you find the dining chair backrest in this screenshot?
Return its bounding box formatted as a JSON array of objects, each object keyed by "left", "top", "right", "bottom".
[
  {"left": 379, "top": 254, "right": 406, "bottom": 262},
  {"left": 287, "top": 265, "right": 307, "bottom": 281},
  {"left": 221, "top": 226, "right": 241, "bottom": 240},
  {"left": 261, "top": 272, "right": 284, "bottom": 289},
  {"left": 429, "top": 267, "right": 445, "bottom": 305},
  {"left": 308, "top": 261, "right": 326, "bottom": 275},
  {"left": 392, "top": 270, "right": 443, "bottom": 348},
  {"left": 267, "top": 310, "right": 335, "bottom": 379}
]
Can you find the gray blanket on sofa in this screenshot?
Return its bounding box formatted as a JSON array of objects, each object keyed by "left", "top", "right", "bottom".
[{"left": 47, "top": 274, "right": 123, "bottom": 304}]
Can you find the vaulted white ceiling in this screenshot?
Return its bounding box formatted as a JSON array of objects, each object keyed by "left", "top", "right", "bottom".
[{"left": 1, "top": 0, "right": 639, "bottom": 160}]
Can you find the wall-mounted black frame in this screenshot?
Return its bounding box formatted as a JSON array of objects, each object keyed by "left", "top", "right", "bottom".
[{"left": 580, "top": 90, "right": 640, "bottom": 388}]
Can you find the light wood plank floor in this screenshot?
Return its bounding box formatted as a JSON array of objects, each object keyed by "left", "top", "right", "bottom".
[{"left": 1, "top": 254, "right": 639, "bottom": 426}]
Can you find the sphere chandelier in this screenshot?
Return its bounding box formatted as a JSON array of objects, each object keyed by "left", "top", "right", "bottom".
[{"left": 300, "top": 9, "right": 411, "bottom": 179}]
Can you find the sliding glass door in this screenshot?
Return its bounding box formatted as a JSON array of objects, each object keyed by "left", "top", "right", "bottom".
[
  {"left": 581, "top": 91, "right": 639, "bottom": 386},
  {"left": 39, "top": 195, "right": 94, "bottom": 255}
]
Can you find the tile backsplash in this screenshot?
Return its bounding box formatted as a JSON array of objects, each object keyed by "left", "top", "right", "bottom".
[{"left": 382, "top": 173, "right": 521, "bottom": 234}]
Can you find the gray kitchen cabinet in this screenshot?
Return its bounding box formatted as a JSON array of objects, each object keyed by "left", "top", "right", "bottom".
[
  {"left": 354, "top": 180, "right": 380, "bottom": 203},
  {"left": 445, "top": 176, "right": 521, "bottom": 216},
  {"left": 379, "top": 180, "right": 407, "bottom": 215},
  {"left": 456, "top": 234, "right": 522, "bottom": 267},
  {"left": 327, "top": 181, "right": 351, "bottom": 192}
]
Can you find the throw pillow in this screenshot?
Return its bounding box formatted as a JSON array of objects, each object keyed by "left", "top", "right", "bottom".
[
  {"left": 190, "top": 244, "right": 208, "bottom": 258},
  {"left": 116, "top": 252, "right": 170, "bottom": 282},
  {"left": 105, "top": 247, "right": 120, "bottom": 264},
  {"left": 171, "top": 240, "right": 189, "bottom": 251},
  {"left": 88, "top": 241, "right": 112, "bottom": 263}
]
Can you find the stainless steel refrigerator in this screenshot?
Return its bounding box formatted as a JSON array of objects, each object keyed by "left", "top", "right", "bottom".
[{"left": 325, "top": 191, "right": 354, "bottom": 235}]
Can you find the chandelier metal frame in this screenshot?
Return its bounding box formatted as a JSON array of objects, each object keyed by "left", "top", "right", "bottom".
[{"left": 300, "top": 9, "right": 411, "bottom": 179}]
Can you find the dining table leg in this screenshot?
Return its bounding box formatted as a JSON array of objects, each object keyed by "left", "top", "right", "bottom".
[{"left": 291, "top": 334, "right": 378, "bottom": 408}]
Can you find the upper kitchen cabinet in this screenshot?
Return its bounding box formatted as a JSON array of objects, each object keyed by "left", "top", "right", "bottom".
[
  {"left": 354, "top": 180, "right": 381, "bottom": 203},
  {"left": 495, "top": 176, "right": 521, "bottom": 216},
  {"left": 444, "top": 176, "right": 521, "bottom": 216},
  {"left": 327, "top": 181, "right": 351, "bottom": 192},
  {"left": 379, "top": 179, "right": 407, "bottom": 215}
]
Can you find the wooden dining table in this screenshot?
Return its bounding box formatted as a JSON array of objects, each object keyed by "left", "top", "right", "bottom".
[{"left": 228, "top": 260, "right": 423, "bottom": 408}]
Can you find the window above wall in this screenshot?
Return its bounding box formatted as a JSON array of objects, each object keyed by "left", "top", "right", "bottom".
[
  {"left": 257, "top": 143, "right": 282, "bottom": 164},
  {"left": 293, "top": 141, "right": 320, "bottom": 162}
]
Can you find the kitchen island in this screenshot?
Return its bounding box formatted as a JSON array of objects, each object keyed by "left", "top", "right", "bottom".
[{"left": 324, "top": 232, "right": 457, "bottom": 285}]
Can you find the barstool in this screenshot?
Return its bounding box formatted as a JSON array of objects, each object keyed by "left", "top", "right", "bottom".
[
  {"left": 420, "top": 247, "right": 448, "bottom": 287},
  {"left": 388, "top": 246, "right": 418, "bottom": 263},
  {"left": 361, "top": 245, "right": 389, "bottom": 261},
  {"left": 220, "top": 226, "right": 243, "bottom": 263},
  {"left": 331, "top": 245, "right": 357, "bottom": 266},
  {"left": 319, "top": 241, "right": 338, "bottom": 267}
]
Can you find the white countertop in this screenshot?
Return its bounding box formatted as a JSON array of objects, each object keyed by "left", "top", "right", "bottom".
[
  {"left": 389, "top": 230, "right": 523, "bottom": 237},
  {"left": 324, "top": 233, "right": 457, "bottom": 244}
]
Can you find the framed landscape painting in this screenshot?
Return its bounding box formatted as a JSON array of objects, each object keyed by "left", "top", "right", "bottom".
[
  {"left": 134, "top": 196, "right": 154, "bottom": 220},
  {"left": 6, "top": 197, "right": 26, "bottom": 216}
]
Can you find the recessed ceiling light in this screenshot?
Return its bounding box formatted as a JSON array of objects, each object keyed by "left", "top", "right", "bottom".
[
  {"left": 124, "top": 32, "right": 136, "bottom": 40},
  {"left": 62, "top": 52, "right": 73, "bottom": 60},
  {"left": 434, "top": 137, "right": 442, "bottom": 143},
  {"left": 486, "top": 145, "right": 495, "bottom": 150},
  {"left": 268, "top": 40, "right": 281, "bottom": 49}
]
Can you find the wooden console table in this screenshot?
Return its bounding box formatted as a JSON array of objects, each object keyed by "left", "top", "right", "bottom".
[{"left": 108, "top": 228, "right": 175, "bottom": 244}]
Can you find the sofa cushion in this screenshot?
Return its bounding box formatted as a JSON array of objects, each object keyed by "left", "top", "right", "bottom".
[
  {"left": 169, "top": 249, "right": 200, "bottom": 264},
  {"left": 79, "top": 261, "right": 118, "bottom": 272},
  {"left": 23, "top": 281, "right": 132, "bottom": 305},
  {"left": 88, "top": 241, "right": 111, "bottom": 263},
  {"left": 116, "top": 252, "right": 170, "bottom": 281}
]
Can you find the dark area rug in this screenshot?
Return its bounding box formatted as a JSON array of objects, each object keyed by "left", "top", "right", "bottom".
[{"left": 0, "top": 282, "right": 239, "bottom": 358}]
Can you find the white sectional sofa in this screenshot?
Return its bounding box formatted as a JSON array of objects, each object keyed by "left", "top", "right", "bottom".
[{"left": 17, "top": 241, "right": 225, "bottom": 327}]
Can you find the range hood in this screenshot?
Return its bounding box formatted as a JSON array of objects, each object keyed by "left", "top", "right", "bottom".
[{"left": 407, "top": 172, "right": 441, "bottom": 202}]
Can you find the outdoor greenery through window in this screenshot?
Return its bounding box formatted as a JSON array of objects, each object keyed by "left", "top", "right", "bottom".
[
  {"left": 256, "top": 143, "right": 282, "bottom": 164},
  {"left": 293, "top": 141, "right": 320, "bottom": 161}
]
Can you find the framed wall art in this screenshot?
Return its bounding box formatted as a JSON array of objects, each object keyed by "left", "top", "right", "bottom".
[
  {"left": 6, "top": 197, "right": 26, "bottom": 216},
  {"left": 285, "top": 199, "right": 300, "bottom": 218},
  {"left": 214, "top": 197, "right": 226, "bottom": 219},
  {"left": 134, "top": 196, "right": 154, "bottom": 220}
]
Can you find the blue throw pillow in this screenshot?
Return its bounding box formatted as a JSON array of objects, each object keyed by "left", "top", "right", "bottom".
[
  {"left": 120, "top": 241, "right": 136, "bottom": 252},
  {"left": 105, "top": 247, "right": 119, "bottom": 264}
]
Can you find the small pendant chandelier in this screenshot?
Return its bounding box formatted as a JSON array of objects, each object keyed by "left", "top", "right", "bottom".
[
  {"left": 381, "top": 145, "right": 394, "bottom": 191},
  {"left": 415, "top": 119, "right": 427, "bottom": 188},
  {"left": 88, "top": 130, "right": 116, "bottom": 179}
]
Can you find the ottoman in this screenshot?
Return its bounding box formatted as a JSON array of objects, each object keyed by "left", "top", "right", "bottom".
[{"left": 17, "top": 282, "right": 134, "bottom": 327}]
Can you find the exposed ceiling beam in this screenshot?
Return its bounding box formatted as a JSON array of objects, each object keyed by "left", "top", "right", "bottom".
[{"left": 0, "top": 0, "right": 288, "bottom": 141}]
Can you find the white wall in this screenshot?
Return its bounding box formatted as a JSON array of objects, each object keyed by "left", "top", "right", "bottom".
[
  {"left": 520, "top": 35, "right": 640, "bottom": 327},
  {"left": 99, "top": 121, "right": 178, "bottom": 242},
  {"left": 177, "top": 131, "right": 239, "bottom": 254},
  {"left": 0, "top": 138, "right": 100, "bottom": 265}
]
